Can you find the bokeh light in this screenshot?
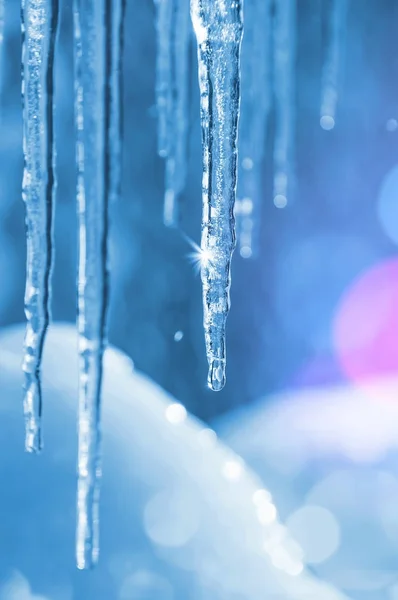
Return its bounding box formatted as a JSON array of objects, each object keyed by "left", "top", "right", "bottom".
[
  {"left": 144, "top": 488, "right": 200, "bottom": 548},
  {"left": 286, "top": 505, "right": 341, "bottom": 564},
  {"left": 334, "top": 258, "right": 398, "bottom": 383},
  {"left": 275, "top": 233, "right": 377, "bottom": 353}
]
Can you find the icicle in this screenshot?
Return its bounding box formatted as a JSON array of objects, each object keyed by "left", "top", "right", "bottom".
[
  {"left": 236, "top": 0, "right": 272, "bottom": 259},
  {"left": 0, "top": 0, "right": 5, "bottom": 91},
  {"left": 272, "top": 0, "right": 296, "bottom": 207},
  {"left": 109, "top": 0, "right": 126, "bottom": 204},
  {"left": 320, "top": 0, "right": 348, "bottom": 130},
  {"left": 191, "top": 0, "right": 243, "bottom": 391},
  {"left": 21, "top": 0, "right": 59, "bottom": 453},
  {"left": 154, "top": 0, "right": 191, "bottom": 227},
  {"left": 74, "top": 0, "right": 123, "bottom": 570}
]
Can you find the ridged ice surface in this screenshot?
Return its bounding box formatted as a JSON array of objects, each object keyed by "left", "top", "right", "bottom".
[
  {"left": 21, "top": 0, "right": 59, "bottom": 453},
  {"left": 236, "top": 0, "right": 272, "bottom": 259},
  {"left": 74, "top": 0, "right": 122, "bottom": 570},
  {"left": 273, "top": 0, "right": 296, "bottom": 206},
  {"left": 154, "top": 0, "right": 191, "bottom": 226},
  {"left": 320, "top": 0, "right": 348, "bottom": 129},
  {"left": 191, "top": 0, "right": 243, "bottom": 391}
]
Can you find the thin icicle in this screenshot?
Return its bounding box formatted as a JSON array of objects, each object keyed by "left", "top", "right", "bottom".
[
  {"left": 236, "top": 0, "right": 272, "bottom": 259},
  {"left": 272, "top": 0, "right": 296, "bottom": 207},
  {"left": 74, "top": 0, "right": 121, "bottom": 570},
  {"left": 0, "top": 0, "right": 5, "bottom": 93},
  {"left": 154, "top": 0, "right": 191, "bottom": 227},
  {"left": 320, "top": 0, "right": 348, "bottom": 130},
  {"left": 109, "top": 0, "right": 126, "bottom": 204},
  {"left": 21, "top": 0, "right": 59, "bottom": 453},
  {"left": 154, "top": 0, "right": 173, "bottom": 158},
  {"left": 191, "top": 0, "right": 243, "bottom": 391}
]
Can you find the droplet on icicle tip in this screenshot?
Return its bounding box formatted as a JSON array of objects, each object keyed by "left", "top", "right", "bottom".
[
  {"left": 164, "top": 188, "right": 176, "bottom": 227},
  {"left": 273, "top": 194, "right": 287, "bottom": 209},
  {"left": 320, "top": 115, "right": 335, "bottom": 130},
  {"left": 208, "top": 358, "right": 226, "bottom": 392}
]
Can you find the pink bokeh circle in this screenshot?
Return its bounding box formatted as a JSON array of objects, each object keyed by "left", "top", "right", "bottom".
[{"left": 333, "top": 258, "right": 398, "bottom": 384}]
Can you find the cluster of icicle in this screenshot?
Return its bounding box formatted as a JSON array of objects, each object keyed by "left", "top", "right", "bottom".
[{"left": 18, "top": 0, "right": 347, "bottom": 568}]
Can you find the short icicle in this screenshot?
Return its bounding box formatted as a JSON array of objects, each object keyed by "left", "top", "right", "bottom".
[
  {"left": 21, "top": 0, "right": 59, "bottom": 453},
  {"left": 320, "top": 0, "right": 348, "bottom": 130},
  {"left": 154, "top": 0, "right": 191, "bottom": 227},
  {"left": 236, "top": 0, "right": 272, "bottom": 259},
  {"left": 74, "top": 0, "right": 123, "bottom": 569},
  {"left": 272, "top": 0, "right": 296, "bottom": 207},
  {"left": 190, "top": 0, "right": 244, "bottom": 391}
]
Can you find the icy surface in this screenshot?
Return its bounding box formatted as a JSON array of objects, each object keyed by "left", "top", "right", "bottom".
[
  {"left": 236, "top": 0, "right": 272, "bottom": 259},
  {"left": 73, "top": 0, "right": 110, "bottom": 569},
  {"left": 21, "top": 0, "right": 59, "bottom": 452},
  {"left": 191, "top": 0, "right": 243, "bottom": 391},
  {"left": 154, "top": 0, "right": 191, "bottom": 226}
]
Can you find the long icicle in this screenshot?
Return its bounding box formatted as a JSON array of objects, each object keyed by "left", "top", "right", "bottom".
[
  {"left": 21, "top": 0, "right": 59, "bottom": 453},
  {"left": 154, "top": 0, "right": 191, "bottom": 227},
  {"left": 272, "top": 0, "right": 296, "bottom": 208},
  {"left": 109, "top": 0, "right": 126, "bottom": 204},
  {"left": 74, "top": 0, "right": 123, "bottom": 569},
  {"left": 191, "top": 0, "right": 244, "bottom": 391},
  {"left": 0, "top": 0, "right": 5, "bottom": 93},
  {"left": 236, "top": 0, "right": 272, "bottom": 259},
  {"left": 320, "top": 0, "right": 348, "bottom": 130}
]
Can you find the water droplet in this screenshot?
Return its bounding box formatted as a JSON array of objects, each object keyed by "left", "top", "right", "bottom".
[
  {"left": 208, "top": 358, "right": 226, "bottom": 391},
  {"left": 320, "top": 115, "right": 335, "bottom": 130},
  {"left": 174, "top": 330, "right": 184, "bottom": 342}
]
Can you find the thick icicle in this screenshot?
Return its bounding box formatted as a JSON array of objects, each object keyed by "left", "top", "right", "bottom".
[
  {"left": 21, "top": 0, "right": 59, "bottom": 453},
  {"left": 272, "top": 0, "right": 296, "bottom": 207},
  {"left": 191, "top": 0, "right": 243, "bottom": 391},
  {"left": 154, "top": 0, "right": 191, "bottom": 226},
  {"left": 236, "top": 0, "right": 272, "bottom": 259},
  {"left": 74, "top": 0, "right": 123, "bottom": 570},
  {"left": 320, "top": 0, "right": 348, "bottom": 130}
]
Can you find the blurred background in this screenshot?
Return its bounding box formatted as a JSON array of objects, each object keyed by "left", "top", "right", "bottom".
[{"left": 2, "top": 0, "right": 398, "bottom": 598}]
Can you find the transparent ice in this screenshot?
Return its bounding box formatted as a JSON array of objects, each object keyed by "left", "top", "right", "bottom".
[
  {"left": 74, "top": 0, "right": 122, "bottom": 569},
  {"left": 320, "top": 0, "right": 348, "bottom": 130},
  {"left": 21, "top": 0, "right": 59, "bottom": 453},
  {"left": 272, "top": 0, "right": 296, "bottom": 207},
  {"left": 191, "top": 0, "right": 243, "bottom": 391},
  {"left": 154, "top": 0, "right": 191, "bottom": 226},
  {"left": 236, "top": 0, "right": 272, "bottom": 258}
]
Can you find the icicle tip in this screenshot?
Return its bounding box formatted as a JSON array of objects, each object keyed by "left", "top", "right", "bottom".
[{"left": 208, "top": 358, "right": 226, "bottom": 392}]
